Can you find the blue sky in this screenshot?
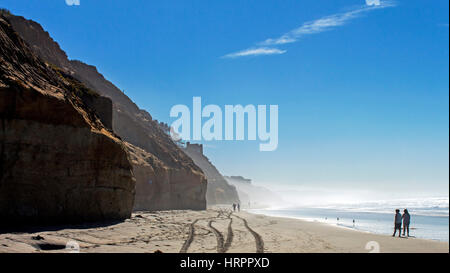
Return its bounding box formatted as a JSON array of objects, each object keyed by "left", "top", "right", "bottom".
[{"left": 1, "top": 0, "right": 448, "bottom": 200}]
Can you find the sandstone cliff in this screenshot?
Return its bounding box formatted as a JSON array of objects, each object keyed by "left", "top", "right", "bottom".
[
  {"left": 1, "top": 12, "right": 207, "bottom": 211},
  {"left": 126, "top": 143, "right": 205, "bottom": 210},
  {"left": 0, "top": 16, "right": 135, "bottom": 225},
  {"left": 183, "top": 144, "right": 240, "bottom": 205}
]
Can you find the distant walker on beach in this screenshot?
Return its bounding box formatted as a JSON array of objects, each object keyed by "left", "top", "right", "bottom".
[
  {"left": 393, "top": 209, "right": 402, "bottom": 237},
  {"left": 402, "top": 209, "right": 411, "bottom": 237}
]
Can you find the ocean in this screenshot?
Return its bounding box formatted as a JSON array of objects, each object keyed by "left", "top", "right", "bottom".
[{"left": 248, "top": 197, "right": 449, "bottom": 242}]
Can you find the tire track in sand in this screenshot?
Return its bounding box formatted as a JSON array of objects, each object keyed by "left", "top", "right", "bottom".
[
  {"left": 234, "top": 215, "right": 264, "bottom": 253},
  {"left": 223, "top": 217, "right": 233, "bottom": 252},
  {"left": 179, "top": 219, "right": 198, "bottom": 253},
  {"left": 180, "top": 211, "right": 236, "bottom": 253},
  {"left": 208, "top": 220, "right": 224, "bottom": 253}
]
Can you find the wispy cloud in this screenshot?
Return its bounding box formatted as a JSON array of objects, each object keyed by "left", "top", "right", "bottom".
[
  {"left": 365, "top": 0, "right": 381, "bottom": 6},
  {"left": 223, "top": 0, "right": 395, "bottom": 58},
  {"left": 260, "top": 1, "right": 395, "bottom": 46},
  {"left": 222, "top": 47, "right": 286, "bottom": 58}
]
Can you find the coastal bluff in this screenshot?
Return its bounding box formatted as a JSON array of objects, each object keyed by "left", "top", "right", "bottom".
[
  {"left": 183, "top": 143, "right": 240, "bottom": 205},
  {"left": 1, "top": 12, "right": 207, "bottom": 211},
  {"left": 224, "top": 176, "right": 284, "bottom": 208},
  {"left": 0, "top": 16, "right": 135, "bottom": 225}
]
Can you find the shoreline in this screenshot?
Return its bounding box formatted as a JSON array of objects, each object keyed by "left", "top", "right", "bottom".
[
  {"left": 0, "top": 209, "right": 448, "bottom": 253},
  {"left": 242, "top": 210, "right": 448, "bottom": 253},
  {"left": 246, "top": 209, "right": 449, "bottom": 243}
]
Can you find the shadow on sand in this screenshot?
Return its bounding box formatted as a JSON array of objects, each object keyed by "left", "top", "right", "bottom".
[{"left": 0, "top": 219, "right": 124, "bottom": 235}]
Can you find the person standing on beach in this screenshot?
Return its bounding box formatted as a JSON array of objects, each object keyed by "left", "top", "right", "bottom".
[
  {"left": 393, "top": 209, "right": 402, "bottom": 237},
  {"left": 237, "top": 203, "right": 240, "bottom": 212},
  {"left": 402, "top": 209, "right": 411, "bottom": 237},
  {"left": 232, "top": 203, "right": 236, "bottom": 212}
]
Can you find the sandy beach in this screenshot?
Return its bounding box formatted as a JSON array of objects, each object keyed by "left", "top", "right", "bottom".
[{"left": 0, "top": 208, "right": 447, "bottom": 253}]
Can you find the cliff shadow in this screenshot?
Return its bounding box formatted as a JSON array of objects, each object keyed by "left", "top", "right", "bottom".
[{"left": 0, "top": 219, "right": 125, "bottom": 234}]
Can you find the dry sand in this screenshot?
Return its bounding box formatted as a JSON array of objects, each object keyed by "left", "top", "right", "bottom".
[{"left": 0, "top": 209, "right": 447, "bottom": 253}]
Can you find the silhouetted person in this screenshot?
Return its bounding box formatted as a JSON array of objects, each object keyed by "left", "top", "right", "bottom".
[
  {"left": 402, "top": 209, "right": 410, "bottom": 237},
  {"left": 237, "top": 203, "right": 240, "bottom": 212},
  {"left": 353, "top": 219, "right": 355, "bottom": 227},
  {"left": 393, "top": 209, "right": 402, "bottom": 237},
  {"left": 232, "top": 203, "right": 236, "bottom": 212}
]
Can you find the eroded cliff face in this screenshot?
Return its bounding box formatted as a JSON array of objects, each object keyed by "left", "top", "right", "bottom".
[
  {"left": 0, "top": 16, "right": 135, "bottom": 225},
  {"left": 2, "top": 13, "right": 207, "bottom": 211},
  {"left": 127, "top": 143, "right": 206, "bottom": 210},
  {"left": 183, "top": 146, "right": 240, "bottom": 205}
]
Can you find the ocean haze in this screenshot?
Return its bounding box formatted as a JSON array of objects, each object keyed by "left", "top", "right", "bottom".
[{"left": 260, "top": 183, "right": 449, "bottom": 207}]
